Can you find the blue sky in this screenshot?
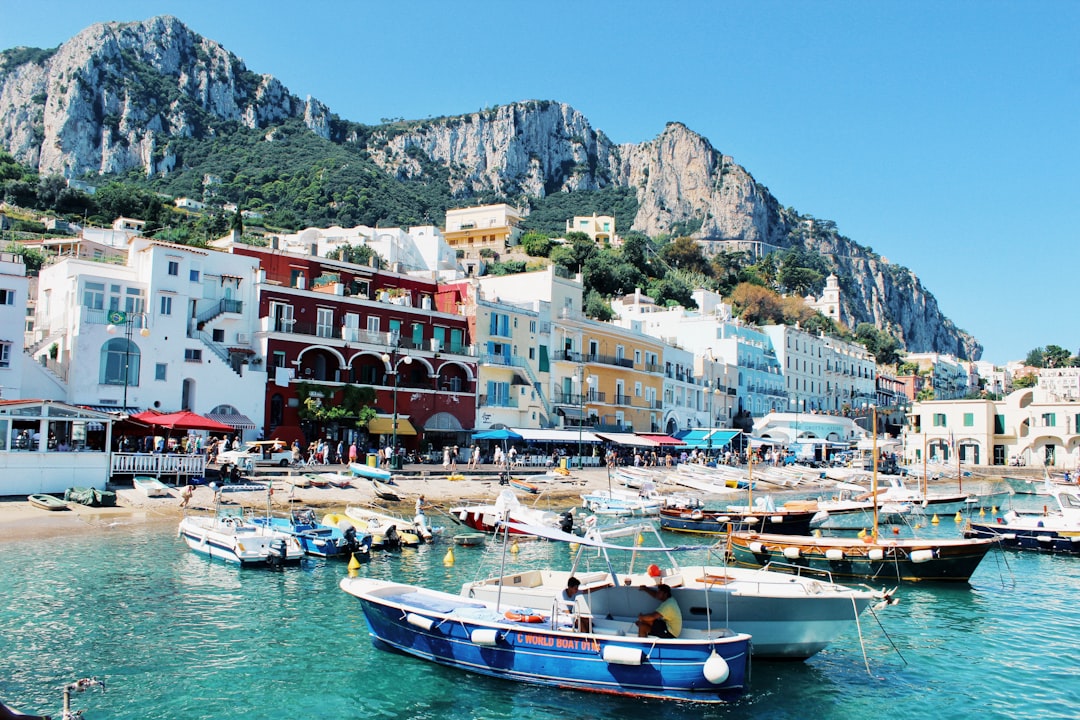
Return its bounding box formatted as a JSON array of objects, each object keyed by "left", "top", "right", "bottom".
[{"left": 3, "top": 1, "right": 1077, "bottom": 365}]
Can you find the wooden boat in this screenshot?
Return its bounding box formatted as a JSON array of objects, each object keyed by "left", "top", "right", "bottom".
[
  {"left": 965, "top": 486, "right": 1080, "bottom": 554},
  {"left": 370, "top": 479, "right": 400, "bottom": 502},
  {"left": 27, "top": 493, "right": 68, "bottom": 511},
  {"left": 727, "top": 531, "right": 997, "bottom": 583},
  {"left": 340, "top": 576, "right": 752, "bottom": 703},
  {"left": 133, "top": 475, "right": 171, "bottom": 498},
  {"left": 462, "top": 520, "right": 892, "bottom": 660},
  {"left": 659, "top": 505, "right": 817, "bottom": 535}
]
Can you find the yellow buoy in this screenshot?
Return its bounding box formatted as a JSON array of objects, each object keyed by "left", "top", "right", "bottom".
[
  {"left": 931, "top": 514, "right": 940, "bottom": 525},
  {"left": 510, "top": 540, "right": 520, "bottom": 554},
  {"left": 979, "top": 508, "right": 986, "bottom": 517},
  {"left": 443, "top": 548, "right": 455, "bottom": 566},
  {"left": 954, "top": 511, "right": 963, "bottom": 523},
  {"left": 348, "top": 553, "right": 362, "bottom": 577},
  {"left": 813, "top": 529, "right": 822, "bottom": 538},
  {"left": 569, "top": 542, "right": 579, "bottom": 554},
  {"left": 636, "top": 534, "right": 644, "bottom": 546},
  {"left": 992, "top": 506, "right": 998, "bottom": 513}
]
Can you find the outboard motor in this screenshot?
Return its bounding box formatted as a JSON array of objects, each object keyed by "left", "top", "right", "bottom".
[
  {"left": 342, "top": 525, "right": 360, "bottom": 554},
  {"left": 267, "top": 538, "right": 287, "bottom": 570},
  {"left": 559, "top": 511, "right": 574, "bottom": 534},
  {"left": 384, "top": 524, "right": 401, "bottom": 550}
]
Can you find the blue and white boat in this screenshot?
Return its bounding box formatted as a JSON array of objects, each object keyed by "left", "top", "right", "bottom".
[
  {"left": 249, "top": 507, "right": 372, "bottom": 558},
  {"left": 339, "top": 576, "right": 751, "bottom": 703},
  {"left": 965, "top": 486, "right": 1080, "bottom": 554},
  {"left": 349, "top": 462, "right": 393, "bottom": 482},
  {"left": 580, "top": 488, "right": 662, "bottom": 516}
]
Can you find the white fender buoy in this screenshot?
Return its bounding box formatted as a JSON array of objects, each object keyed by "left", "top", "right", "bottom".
[
  {"left": 749, "top": 541, "right": 765, "bottom": 553},
  {"left": 783, "top": 546, "right": 801, "bottom": 560},
  {"left": 602, "top": 645, "right": 643, "bottom": 665},
  {"left": 470, "top": 628, "right": 499, "bottom": 646},
  {"left": 825, "top": 548, "right": 844, "bottom": 561},
  {"left": 910, "top": 549, "right": 934, "bottom": 564},
  {"left": 407, "top": 613, "right": 435, "bottom": 630},
  {"left": 868, "top": 548, "right": 885, "bottom": 562},
  {"left": 770, "top": 515, "right": 784, "bottom": 524},
  {"left": 703, "top": 650, "right": 730, "bottom": 684}
]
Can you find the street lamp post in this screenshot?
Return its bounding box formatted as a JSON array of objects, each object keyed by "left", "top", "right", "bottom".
[
  {"left": 106, "top": 310, "right": 149, "bottom": 411},
  {"left": 381, "top": 346, "right": 413, "bottom": 470}
]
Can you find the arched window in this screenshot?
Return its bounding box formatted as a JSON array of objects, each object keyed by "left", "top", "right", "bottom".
[{"left": 100, "top": 338, "right": 139, "bottom": 386}]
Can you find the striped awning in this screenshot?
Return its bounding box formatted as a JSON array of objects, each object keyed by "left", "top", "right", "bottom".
[
  {"left": 205, "top": 412, "right": 258, "bottom": 430},
  {"left": 635, "top": 433, "right": 685, "bottom": 446},
  {"left": 674, "top": 429, "right": 742, "bottom": 449}
]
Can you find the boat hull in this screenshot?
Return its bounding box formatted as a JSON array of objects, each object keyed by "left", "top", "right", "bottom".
[
  {"left": 133, "top": 476, "right": 171, "bottom": 498},
  {"left": 463, "top": 570, "right": 879, "bottom": 659},
  {"left": 659, "top": 508, "right": 815, "bottom": 536},
  {"left": 27, "top": 494, "right": 68, "bottom": 511},
  {"left": 728, "top": 532, "right": 996, "bottom": 582},
  {"left": 966, "top": 519, "right": 1080, "bottom": 554},
  {"left": 342, "top": 578, "right": 750, "bottom": 703},
  {"left": 178, "top": 515, "right": 304, "bottom": 565}
]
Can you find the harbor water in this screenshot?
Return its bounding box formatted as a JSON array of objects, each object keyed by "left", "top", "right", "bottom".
[{"left": 2, "top": 501, "right": 1079, "bottom": 720}]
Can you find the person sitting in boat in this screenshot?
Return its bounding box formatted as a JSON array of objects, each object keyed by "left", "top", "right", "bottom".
[{"left": 635, "top": 584, "right": 682, "bottom": 638}]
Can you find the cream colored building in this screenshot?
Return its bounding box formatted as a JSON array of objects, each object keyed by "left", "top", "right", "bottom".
[
  {"left": 443, "top": 204, "right": 523, "bottom": 258},
  {"left": 565, "top": 214, "right": 614, "bottom": 244},
  {"left": 904, "top": 388, "right": 1080, "bottom": 469}
]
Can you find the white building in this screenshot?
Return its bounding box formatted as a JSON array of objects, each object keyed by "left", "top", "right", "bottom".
[
  {"left": 1036, "top": 367, "right": 1080, "bottom": 401},
  {"left": 28, "top": 238, "right": 267, "bottom": 433},
  {"left": 0, "top": 252, "right": 29, "bottom": 400},
  {"left": 261, "top": 224, "right": 458, "bottom": 279}
]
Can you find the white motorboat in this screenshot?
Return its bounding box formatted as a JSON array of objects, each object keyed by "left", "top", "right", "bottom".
[
  {"left": 133, "top": 475, "right": 171, "bottom": 498},
  {"left": 461, "top": 521, "right": 894, "bottom": 660},
  {"left": 177, "top": 507, "right": 303, "bottom": 565},
  {"left": 449, "top": 489, "right": 575, "bottom": 535}
]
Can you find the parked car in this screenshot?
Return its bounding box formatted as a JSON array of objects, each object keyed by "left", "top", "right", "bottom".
[{"left": 217, "top": 441, "right": 294, "bottom": 474}]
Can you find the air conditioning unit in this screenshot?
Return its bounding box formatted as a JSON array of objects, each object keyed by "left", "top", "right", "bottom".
[{"left": 236, "top": 333, "right": 249, "bottom": 344}]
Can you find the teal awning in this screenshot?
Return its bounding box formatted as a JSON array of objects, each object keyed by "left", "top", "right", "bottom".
[{"left": 674, "top": 429, "right": 741, "bottom": 449}]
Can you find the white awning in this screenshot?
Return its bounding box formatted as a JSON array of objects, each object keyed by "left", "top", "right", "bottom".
[
  {"left": 511, "top": 428, "right": 601, "bottom": 443},
  {"left": 593, "top": 432, "right": 658, "bottom": 448}
]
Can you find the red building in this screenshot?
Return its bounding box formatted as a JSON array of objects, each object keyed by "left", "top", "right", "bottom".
[{"left": 231, "top": 244, "right": 476, "bottom": 456}]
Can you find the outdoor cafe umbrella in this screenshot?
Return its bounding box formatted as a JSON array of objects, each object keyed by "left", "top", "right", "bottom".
[
  {"left": 472, "top": 428, "right": 523, "bottom": 482},
  {"left": 131, "top": 410, "right": 235, "bottom": 433}
]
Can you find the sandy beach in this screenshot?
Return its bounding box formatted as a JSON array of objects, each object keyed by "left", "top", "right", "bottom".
[{"left": 0, "top": 463, "right": 1017, "bottom": 541}]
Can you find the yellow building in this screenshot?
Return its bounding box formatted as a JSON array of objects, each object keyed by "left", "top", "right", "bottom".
[
  {"left": 553, "top": 319, "right": 665, "bottom": 435},
  {"left": 443, "top": 204, "right": 523, "bottom": 257}
]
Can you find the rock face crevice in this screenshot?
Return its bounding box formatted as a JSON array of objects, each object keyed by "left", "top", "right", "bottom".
[{"left": 0, "top": 16, "right": 980, "bottom": 359}]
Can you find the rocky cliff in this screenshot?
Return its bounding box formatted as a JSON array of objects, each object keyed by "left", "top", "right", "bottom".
[
  {"left": 0, "top": 16, "right": 981, "bottom": 359},
  {"left": 0, "top": 15, "right": 328, "bottom": 178}
]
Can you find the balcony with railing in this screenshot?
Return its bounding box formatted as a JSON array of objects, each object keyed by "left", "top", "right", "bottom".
[
  {"left": 478, "top": 394, "right": 519, "bottom": 409},
  {"left": 561, "top": 350, "right": 634, "bottom": 369},
  {"left": 266, "top": 318, "right": 476, "bottom": 357},
  {"left": 552, "top": 390, "right": 605, "bottom": 405}
]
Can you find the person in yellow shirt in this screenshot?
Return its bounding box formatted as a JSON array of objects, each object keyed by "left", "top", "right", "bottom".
[{"left": 635, "top": 583, "right": 682, "bottom": 638}]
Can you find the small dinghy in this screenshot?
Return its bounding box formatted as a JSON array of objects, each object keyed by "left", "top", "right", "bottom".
[{"left": 27, "top": 494, "right": 69, "bottom": 511}]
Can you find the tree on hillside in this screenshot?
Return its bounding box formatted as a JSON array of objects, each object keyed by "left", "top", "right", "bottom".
[
  {"left": 619, "top": 232, "right": 655, "bottom": 276},
  {"left": 582, "top": 252, "right": 646, "bottom": 298},
  {"left": 648, "top": 275, "right": 696, "bottom": 309},
  {"left": 659, "top": 236, "right": 710, "bottom": 275},
  {"left": 854, "top": 322, "right": 902, "bottom": 365},
  {"left": 730, "top": 282, "right": 784, "bottom": 324},
  {"left": 519, "top": 231, "right": 552, "bottom": 257},
  {"left": 710, "top": 249, "right": 749, "bottom": 295},
  {"left": 326, "top": 244, "right": 383, "bottom": 268},
  {"left": 1043, "top": 344, "right": 1075, "bottom": 368},
  {"left": 550, "top": 232, "right": 597, "bottom": 272}
]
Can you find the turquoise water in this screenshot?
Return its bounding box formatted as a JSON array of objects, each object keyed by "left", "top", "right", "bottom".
[{"left": 3, "top": 505, "right": 1080, "bottom": 720}]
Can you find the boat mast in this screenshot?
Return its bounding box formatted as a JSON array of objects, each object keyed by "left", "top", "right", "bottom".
[{"left": 871, "top": 404, "right": 879, "bottom": 540}]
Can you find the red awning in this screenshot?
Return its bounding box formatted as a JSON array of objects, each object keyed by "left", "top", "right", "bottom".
[
  {"left": 635, "top": 434, "right": 686, "bottom": 446},
  {"left": 130, "top": 410, "right": 235, "bottom": 432}
]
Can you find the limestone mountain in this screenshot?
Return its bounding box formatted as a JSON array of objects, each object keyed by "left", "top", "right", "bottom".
[{"left": 0, "top": 16, "right": 981, "bottom": 360}]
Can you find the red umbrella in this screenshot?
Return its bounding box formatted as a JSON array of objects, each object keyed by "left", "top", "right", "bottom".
[{"left": 131, "top": 410, "right": 235, "bottom": 433}]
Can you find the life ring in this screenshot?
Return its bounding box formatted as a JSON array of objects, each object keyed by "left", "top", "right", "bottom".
[{"left": 505, "top": 610, "right": 544, "bottom": 623}]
